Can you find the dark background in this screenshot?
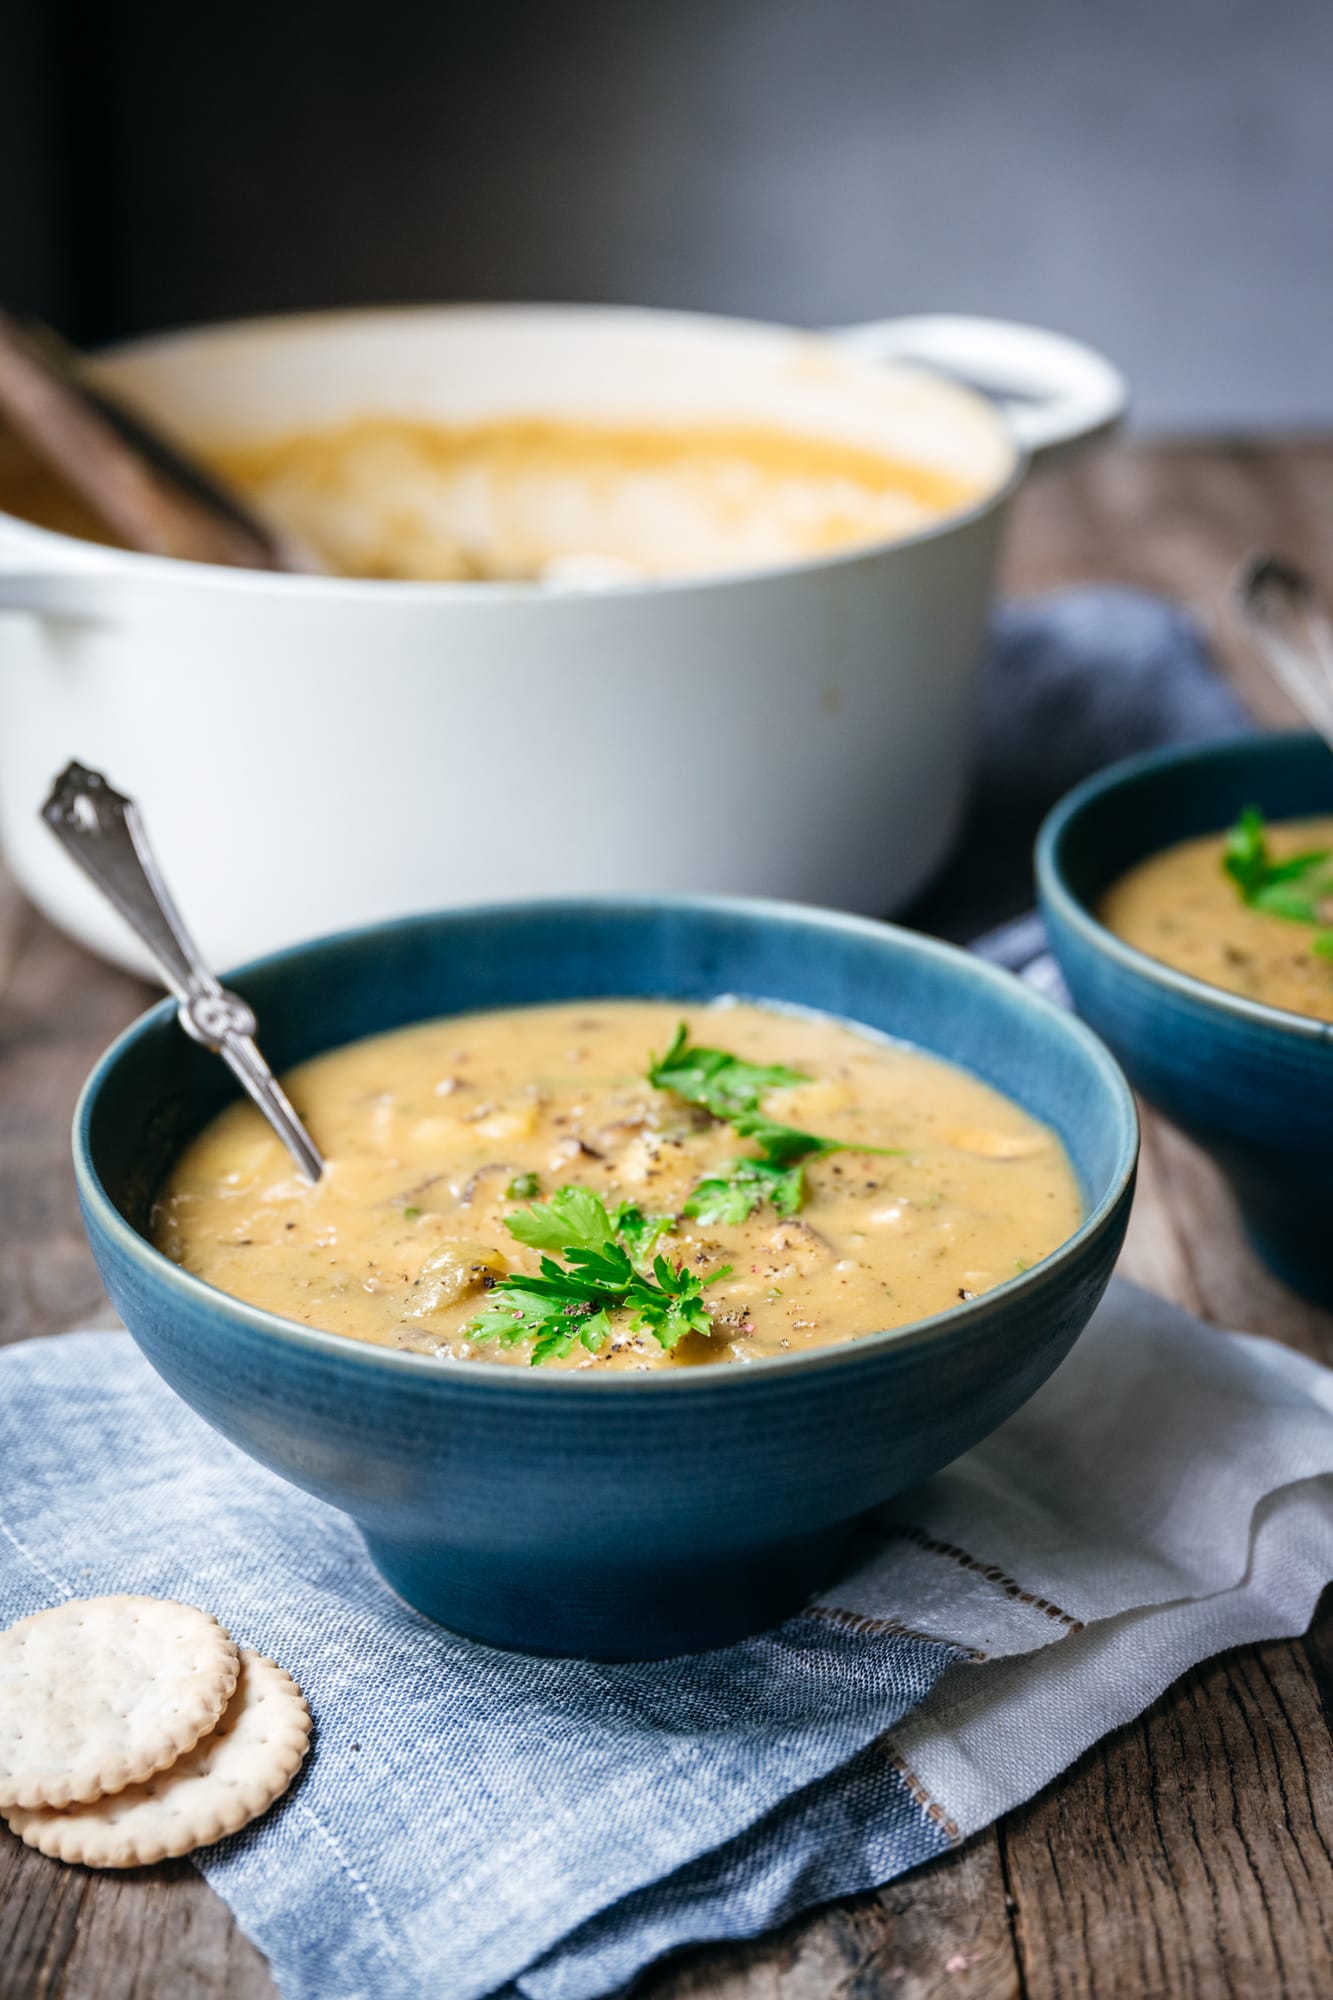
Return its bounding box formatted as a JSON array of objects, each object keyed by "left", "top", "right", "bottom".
[{"left": 5, "top": 0, "right": 1332, "bottom": 430}]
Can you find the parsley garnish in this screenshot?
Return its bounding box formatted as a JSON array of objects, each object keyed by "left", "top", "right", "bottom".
[
  {"left": 466, "top": 1185, "right": 728, "bottom": 1366},
  {"left": 505, "top": 1171, "right": 541, "bottom": 1200},
  {"left": 649, "top": 1024, "right": 900, "bottom": 1223},
  {"left": 1224, "top": 807, "right": 1333, "bottom": 956},
  {"left": 731, "top": 1110, "right": 846, "bottom": 1166},
  {"left": 609, "top": 1200, "right": 676, "bottom": 1270},
  {"left": 684, "top": 1156, "right": 805, "bottom": 1226},
  {"left": 648, "top": 1027, "right": 807, "bottom": 1119}
]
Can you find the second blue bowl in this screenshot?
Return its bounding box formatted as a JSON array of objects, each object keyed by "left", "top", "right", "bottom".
[{"left": 1038, "top": 732, "right": 1333, "bottom": 1305}]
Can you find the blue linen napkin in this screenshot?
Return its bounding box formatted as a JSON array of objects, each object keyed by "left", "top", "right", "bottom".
[
  {"left": 961, "top": 588, "right": 1249, "bottom": 985},
  {"left": 907, "top": 584, "right": 1250, "bottom": 940},
  {"left": 0, "top": 1329, "right": 962, "bottom": 1998},
  {"left": 6, "top": 1286, "right": 1333, "bottom": 2000}
]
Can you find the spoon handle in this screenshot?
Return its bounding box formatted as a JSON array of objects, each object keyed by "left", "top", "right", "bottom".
[
  {"left": 42, "top": 762, "right": 324, "bottom": 1183},
  {"left": 0, "top": 310, "right": 324, "bottom": 573},
  {"left": 1235, "top": 552, "right": 1333, "bottom": 749}
]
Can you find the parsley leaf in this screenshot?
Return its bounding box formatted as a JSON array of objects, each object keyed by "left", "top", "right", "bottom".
[
  {"left": 1223, "top": 806, "right": 1270, "bottom": 899},
  {"left": 731, "top": 1110, "right": 849, "bottom": 1167},
  {"left": 1253, "top": 872, "right": 1332, "bottom": 922},
  {"left": 647, "top": 1025, "right": 807, "bottom": 1119},
  {"left": 1223, "top": 808, "right": 1333, "bottom": 954},
  {"left": 505, "top": 1171, "right": 540, "bottom": 1200},
  {"left": 683, "top": 1156, "right": 806, "bottom": 1225},
  {"left": 466, "top": 1186, "right": 727, "bottom": 1366},
  {"left": 634, "top": 1254, "right": 720, "bottom": 1349},
  {"left": 505, "top": 1184, "right": 618, "bottom": 1255},
  {"left": 610, "top": 1200, "right": 676, "bottom": 1270},
  {"left": 649, "top": 1024, "right": 901, "bottom": 1219}
]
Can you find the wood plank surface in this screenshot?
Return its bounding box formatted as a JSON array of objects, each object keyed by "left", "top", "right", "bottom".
[{"left": 3, "top": 436, "right": 1333, "bottom": 1999}]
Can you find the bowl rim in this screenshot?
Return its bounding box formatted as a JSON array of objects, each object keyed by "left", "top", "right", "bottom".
[
  {"left": 73, "top": 892, "right": 1139, "bottom": 1394},
  {"left": 1035, "top": 729, "right": 1333, "bottom": 1048},
  {"left": 0, "top": 300, "right": 1024, "bottom": 606}
]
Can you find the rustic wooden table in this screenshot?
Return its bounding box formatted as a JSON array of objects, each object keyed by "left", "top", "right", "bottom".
[{"left": 4, "top": 437, "right": 1333, "bottom": 2000}]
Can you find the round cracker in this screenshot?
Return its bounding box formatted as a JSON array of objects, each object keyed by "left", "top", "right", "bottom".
[
  {"left": 0, "top": 1595, "right": 240, "bottom": 1810},
  {"left": 4, "top": 1649, "right": 311, "bottom": 1868}
]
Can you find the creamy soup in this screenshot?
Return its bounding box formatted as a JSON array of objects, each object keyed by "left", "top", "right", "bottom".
[
  {"left": 0, "top": 413, "right": 979, "bottom": 582},
  {"left": 208, "top": 419, "right": 978, "bottom": 582},
  {"left": 1101, "top": 816, "right": 1333, "bottom": 1023},
  {"left": 153, "top": 999, "right": 1081, "bottom": 1371}
]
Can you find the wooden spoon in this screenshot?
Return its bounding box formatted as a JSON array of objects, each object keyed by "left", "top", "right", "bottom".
[{"left": 0, "top": 309, "right": 325, "bottom": 572}]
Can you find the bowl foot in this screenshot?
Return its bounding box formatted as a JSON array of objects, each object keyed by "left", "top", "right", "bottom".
[{"left": 360, "top": 1518, "right": 863, "bottom": 1661}]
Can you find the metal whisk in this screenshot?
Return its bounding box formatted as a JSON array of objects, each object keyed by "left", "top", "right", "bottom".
[{"left": 1235, "top": 552, "right": 1333, "bottom": 750}]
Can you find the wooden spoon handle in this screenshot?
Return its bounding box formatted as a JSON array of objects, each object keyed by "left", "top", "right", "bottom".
[{"left": 0, "top": 310, "right": 323, "bottom": 573}]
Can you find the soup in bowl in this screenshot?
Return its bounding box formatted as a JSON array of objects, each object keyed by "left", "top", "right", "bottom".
[
  {"left": 154, "top": 996, "right": 1082, "bottom": 1371},
  {"left": 1098, "top": 812, "right": 1333, "bottom": 1023},
  {"left": 77, "top": 899, "right": 1136, "bottom": 1658}
]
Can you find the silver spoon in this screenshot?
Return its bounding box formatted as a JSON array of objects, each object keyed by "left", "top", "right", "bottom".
[
  {"left": 42, "top": 762, "right": 324, "bottom": 1182},
  {"left": 1234, "top": 552, "right": 1333, "bottom": 750}
]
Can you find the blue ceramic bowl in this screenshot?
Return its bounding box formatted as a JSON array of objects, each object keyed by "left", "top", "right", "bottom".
[
  {"left": 1038, "top": 731, "right": 1333, "bottom": 1306},
  {"left": 75, "top": 898, "right": 1136, "bottom": 1660}
]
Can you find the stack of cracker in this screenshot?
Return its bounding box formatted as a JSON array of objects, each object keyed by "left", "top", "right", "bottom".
[{"left": 0, "top": 1594, "right": 311, "bottom": 1868}]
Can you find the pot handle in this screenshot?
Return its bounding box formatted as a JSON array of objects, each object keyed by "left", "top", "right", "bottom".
[{"left": 825, "top": 314, "right": 1127, "bottom": 464}]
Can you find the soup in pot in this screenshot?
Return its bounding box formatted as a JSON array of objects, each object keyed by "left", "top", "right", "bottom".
[
  {"left": 1101, "top": 813, "right": 1333, "bottom": 1023},
  {"left": 0, "top": 413, "right": 981, "bottom": 582},
  {"left": 153, "top": 998, "right": 1082, "bottom": 1371},
  {"left": 209, "top": 419, "right": 981, "bottom": 582}
]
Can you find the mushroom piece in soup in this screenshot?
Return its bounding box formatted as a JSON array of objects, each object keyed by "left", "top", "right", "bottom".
[{"left": 152, "top": 999, "right": 1082, "bottom": 1370}]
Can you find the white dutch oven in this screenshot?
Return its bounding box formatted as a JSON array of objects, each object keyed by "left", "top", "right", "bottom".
[{"left": 0, "top": 305, "right": 1124, "bottom": 971}]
